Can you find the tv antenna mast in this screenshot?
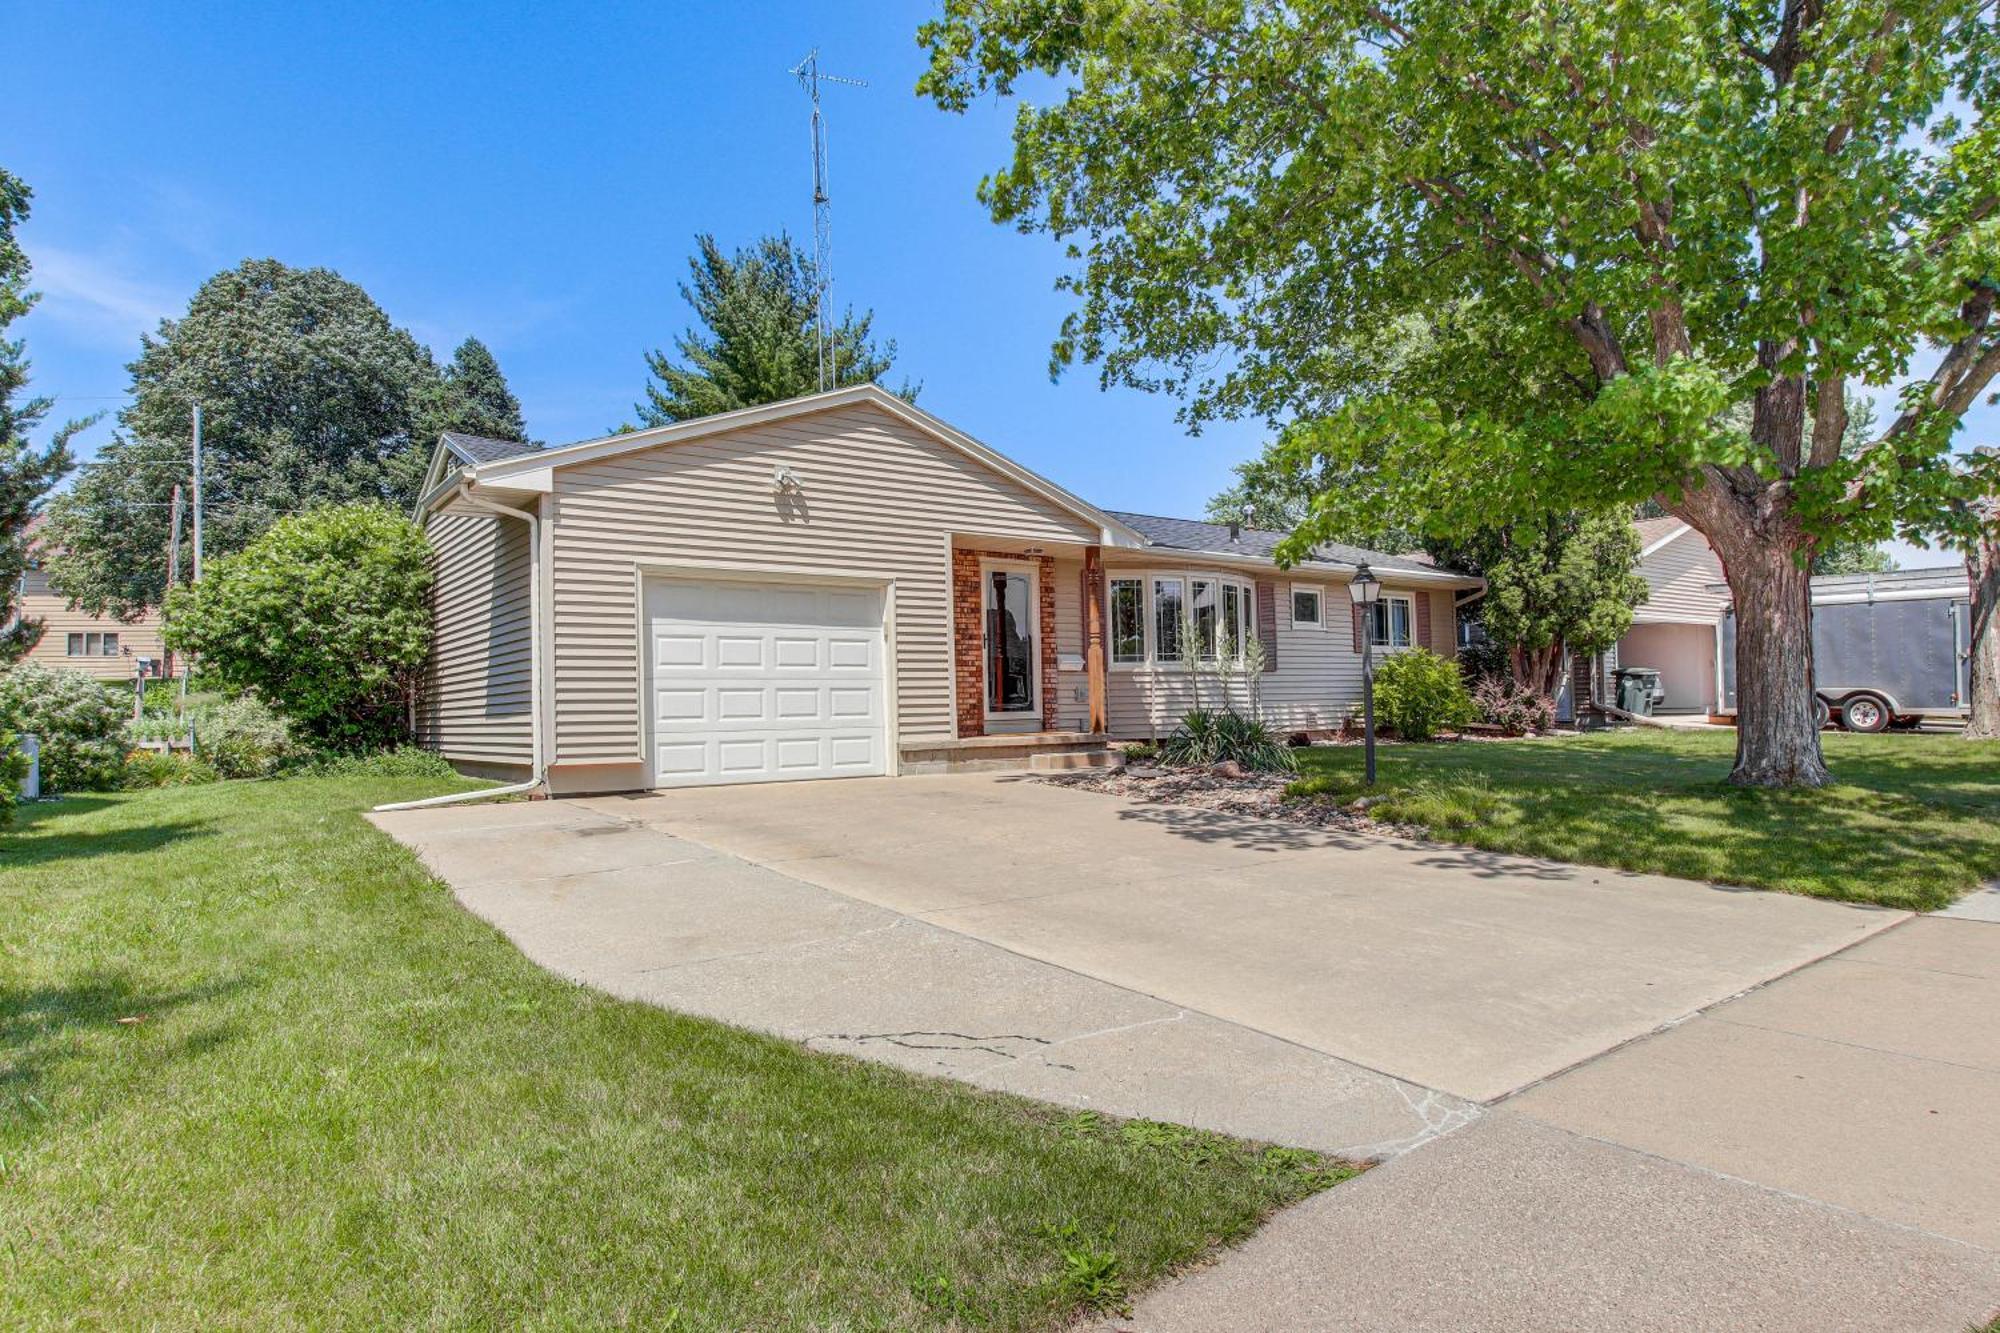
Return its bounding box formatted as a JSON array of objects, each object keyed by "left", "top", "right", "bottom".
[{"left": 789, "top": 49, "right": 866, "bottom": 392}]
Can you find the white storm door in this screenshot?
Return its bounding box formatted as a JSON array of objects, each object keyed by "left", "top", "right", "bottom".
[{"left": 644, "top": 576, "right": 887, "bottom": 788}]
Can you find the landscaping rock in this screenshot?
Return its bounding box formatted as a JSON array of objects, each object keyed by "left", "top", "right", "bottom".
[{"left": 1211, "top": 759, "right": 1247, "bottom": 780}]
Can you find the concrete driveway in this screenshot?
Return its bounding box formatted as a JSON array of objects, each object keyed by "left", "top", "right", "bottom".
[
  {"left": 371, "top": 774, "right": 2000, "bottom": 1329},
  {"left": 565, "top": 774, "right": 1893, "bottom": 1102}
]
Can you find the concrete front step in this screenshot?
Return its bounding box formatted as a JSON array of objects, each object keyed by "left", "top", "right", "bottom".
[{"left": 1028, "top": 748, "right": 1125, "bottom": 772}]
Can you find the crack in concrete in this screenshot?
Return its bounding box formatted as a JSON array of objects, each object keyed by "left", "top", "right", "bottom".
[
  {"left": 813, "top": 1030, "right": 1056, "bottom": 1060},
  {"left": 1343, "top": 1081, "right": 1483, "bottom": 1160}
]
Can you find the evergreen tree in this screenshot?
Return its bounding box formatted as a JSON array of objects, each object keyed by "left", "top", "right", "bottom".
[
  {"left": 425, "top": 337, "right": 528, "bottom": 442},
  {"left": 0, "top": 168, "right": 78, "bottom": 663},
  {"left": 635, "top": 233, "right": 909, "bottom": 426}
]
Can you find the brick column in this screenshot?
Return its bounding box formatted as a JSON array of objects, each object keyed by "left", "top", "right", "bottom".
[
  {"left": 951, "top": 549, "right": 985, "bottom": 738},
  {"left": 1038, "top": 553, "right": 1059, "bottom": 731}
]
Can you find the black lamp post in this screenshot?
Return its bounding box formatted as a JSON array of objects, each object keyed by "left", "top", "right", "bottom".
[{"left": 1347, "top": 562, "right": 1380, "bottom": 785}]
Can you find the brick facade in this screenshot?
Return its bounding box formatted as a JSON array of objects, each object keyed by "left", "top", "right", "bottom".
[{"left": 951, "top": 547, "right": 1058, "bottom": 738}]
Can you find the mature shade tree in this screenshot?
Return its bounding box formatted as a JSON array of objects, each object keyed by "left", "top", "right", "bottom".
[
  {"left": 0, "top": 168, "right": 78, "bottom": 663},
  {"left": 635, "top": 233, "right": 909, "bottom": 426},
  {"left": 1955, "top": 452, "right": 1999, "bottom": 738},
  {"left": 44, "top": 259, "right": 443, "bottom": 616},
  {"left": 920, "top": 2, "right": 1999, "bottom": 788},
  {"left": 1206, "top": 444, "right": 1424, "bottom": 553}
]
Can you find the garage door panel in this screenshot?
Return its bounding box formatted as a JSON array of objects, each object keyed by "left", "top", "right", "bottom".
[{"left": 644, "top": 577, "right": 887, "bottom": 788}]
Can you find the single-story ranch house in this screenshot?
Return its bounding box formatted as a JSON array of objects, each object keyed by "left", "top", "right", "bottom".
[{"left": 412, "top": 384, "right": 1482, "bottom": 793}]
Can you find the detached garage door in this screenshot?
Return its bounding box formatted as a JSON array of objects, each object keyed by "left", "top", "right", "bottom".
[{"left": 644, "top": 576, "right": 887, "bottom": 787}]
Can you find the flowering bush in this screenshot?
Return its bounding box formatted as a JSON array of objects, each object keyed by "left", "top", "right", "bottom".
[
  {"left": 0, "top": 663, "right": 129, "bottom": 791},
  {"left": 1472, "top": 675, "right": 1557, "bottom": 736}
]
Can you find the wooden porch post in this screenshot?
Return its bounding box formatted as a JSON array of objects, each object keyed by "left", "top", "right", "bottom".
[{"left": 1083, "top": 545, "right": 1108, "bottom": 734}]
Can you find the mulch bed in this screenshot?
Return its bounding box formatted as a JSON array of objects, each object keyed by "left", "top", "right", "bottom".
[{"left": 1035, "top": 763, "right": 1428, "bottom": 840}]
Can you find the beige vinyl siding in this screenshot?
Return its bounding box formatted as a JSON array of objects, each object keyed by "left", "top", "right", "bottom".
[
  {"left": 1089, "top": 563, "right": 1456, "bottom": 736},
  {"left": 417, "top": 506, "right": 534, "bottom": 766},
  {"left": 547, "top": 402, "right": 1101, "bottom": 762},
  {"left": 13, "top": 569, "right": 165, "bottom": 680},
  {"left": 1632, "top": 528, "right": 1728, "bottom": 625}
]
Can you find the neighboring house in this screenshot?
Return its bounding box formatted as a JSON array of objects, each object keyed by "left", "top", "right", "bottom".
[
  {"left": 412, "top": 384, "right": 1481, "bottom": 792},
  {"left": 9, "top": 520, "right": 168, "bottom": 682},
  {"left": 1606, "top": 516, "right": 1730, "bottom": 715}
]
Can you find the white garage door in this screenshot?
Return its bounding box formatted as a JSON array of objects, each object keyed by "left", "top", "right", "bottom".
[{"left": 644, "top": 576, "right": 887, "bottom": 788}]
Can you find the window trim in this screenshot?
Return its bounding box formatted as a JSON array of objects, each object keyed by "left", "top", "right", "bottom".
[
  {"left": 1111, "top": 569, "right": 1256, "bottom": 670},
  {"left": 1368, "top": 592, "right": 1416, "bottom": 650},
  {"left": 1290, "top": 583, "right": 1322, "bottom": 627},
  {"left": 1108, "top": 577, "right": 1146, "bottom": 665}
]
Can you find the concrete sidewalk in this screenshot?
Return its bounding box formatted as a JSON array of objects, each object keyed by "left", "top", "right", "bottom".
[{"left": 1124, "top": 913, "right": 2000, "bottom": 1330}]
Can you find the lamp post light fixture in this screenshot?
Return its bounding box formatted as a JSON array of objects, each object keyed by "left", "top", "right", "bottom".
[{"left": 1347, "top": 562, "right": 1381, "bottom": 785}]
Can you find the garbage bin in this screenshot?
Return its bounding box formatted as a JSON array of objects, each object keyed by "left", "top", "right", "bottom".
[{"left": 1615, "top": 667, "right": 1663, "bottom": 717}]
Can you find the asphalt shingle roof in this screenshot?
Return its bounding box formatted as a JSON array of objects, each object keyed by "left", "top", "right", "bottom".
[
  {"left": 442, "top": 432, "right": 543, "bottom": 466},
  {"left": 1105, "top": 510, "right": 1458, "bottom": 576}
]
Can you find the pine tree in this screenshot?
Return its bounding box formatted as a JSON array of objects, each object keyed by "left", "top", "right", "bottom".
[
  {"left": 430, "top": 337, "right": 528, "bottom": 442},
  {"left": 635, "top": 233, "right": 909, "bottom": 426},
  {"left": 0, "top": 168, "right": 78, "bottom": 664}
]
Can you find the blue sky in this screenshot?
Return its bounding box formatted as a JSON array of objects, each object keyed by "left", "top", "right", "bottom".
[
  {"left": 9, "top": 1, "right": 1983, "bottom": 566},
  {"left": 10, "top": 0, "right": 1266, "bottom": 524}
]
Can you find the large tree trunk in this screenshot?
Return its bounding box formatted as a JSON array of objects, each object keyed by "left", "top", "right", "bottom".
[
  {"left": 1721, "top": 541, "right": 1832, "bottom": 786},
  {"left": 1967, "top": 528, "right": 1999, "bottom": 740}
]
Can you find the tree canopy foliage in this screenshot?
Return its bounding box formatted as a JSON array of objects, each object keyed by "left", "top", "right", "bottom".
[
  {"left": 634, "top": 233, "right": 910, "bottom": 426},
  {"left": 42, "top": 260, "right": 516, "bottom": 617},
  {"left": 163, "top": 504, "right": 433, "bottom": 750},
  {"left": 0, "top": 167, "right": 78, "bottom": 663},
  {"left": 921, "top": 1, "right": 1998, "bottom": 786}
]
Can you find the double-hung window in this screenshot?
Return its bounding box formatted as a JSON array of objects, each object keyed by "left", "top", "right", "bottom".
[
  {"left": 1152, "top": 577, "right": 1186, "bottom": 662},
  {"left": 66, "top": 631, "right": 119, "bottom": 657},
  {"left": 1369, "top": 594, "right": 1414, "bottom": 649},
  {"left": 1190, "top": 578, "right": 1219, "bottom": 660},
  {"left": 1109, "top": 578, "right": 1146, "bottom": 664}
]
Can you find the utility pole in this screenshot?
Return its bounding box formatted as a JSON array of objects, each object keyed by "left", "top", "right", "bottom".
[
  {"left": 190, "top": 403, "right": 204, "bottom": 582},
  {"left": 166, "top": 483, "right": 184, "bottom": 693},
  {"left": 789, "top": 49, "right": 866, "bottom": 392}
]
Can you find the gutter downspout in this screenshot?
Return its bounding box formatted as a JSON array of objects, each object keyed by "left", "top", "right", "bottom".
[{"left": 373, "top": 481, "right": 550, "bottom": 812}]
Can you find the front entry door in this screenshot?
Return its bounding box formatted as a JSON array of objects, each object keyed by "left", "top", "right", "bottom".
[{"left": 983, "top": 567, "right": 1038, "bottom": 717}]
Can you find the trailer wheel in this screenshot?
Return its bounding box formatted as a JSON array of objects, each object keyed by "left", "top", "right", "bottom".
[
  {"left": 1813, "top": 696, "right": 1831, "bottom": 730},
  {"left": 1840, "top": 694, "right": 1890, "bottom": 734}
]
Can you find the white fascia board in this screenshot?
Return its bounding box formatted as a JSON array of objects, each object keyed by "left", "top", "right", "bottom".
[{"left": 467, "top": 383, "right": 1144, "bottom": 546}]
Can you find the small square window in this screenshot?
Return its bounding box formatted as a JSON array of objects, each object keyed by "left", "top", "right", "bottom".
[
  {"left": 1291, "top": 587, "right": 1321, "bottom": 626},
  {"left": 101, "top": 632, "right": 120, "bottom": 656},
  {"left": 66, "top": 633, "right": 85, "bottom": 656}
]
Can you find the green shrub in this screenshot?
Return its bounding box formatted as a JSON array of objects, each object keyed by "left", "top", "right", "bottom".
[
  {"left": 164, "top": 503, "right": 432, "bottom": 750},
  {"left": 1456, "top": 638, "right": 1511, "bottom": 684},
  {"left": 194, "top": 695, "right": 304, "bottom": 779},
  {"left": 0, "top": 663, "right": 129, "bottom": 791},
  {"left": 0, "top": 728, "right": 28, "bottom": 827},
  {"left": 1371, "top": 648, "right": 1477, "bottom": 741},
  {"left": 1160, "top": 709, "right": 1298, "bottom": 772},
  {"left": 121, "top": 750, "right": 221, "bottom": 788},
  {"left": 1120, "top": 740, "right": 1162, "bottom": 765},
  {"left": 1370, "top": 775, "right": 1504, "bottom": 831}
]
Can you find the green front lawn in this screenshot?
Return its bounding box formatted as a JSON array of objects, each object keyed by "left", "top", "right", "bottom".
[
  {"left": 1, "top": 777, "right": 1351, "bottom": 1330},
  {"left": 1289, "top": 729, "right": 2000, "bottom": 912}
]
